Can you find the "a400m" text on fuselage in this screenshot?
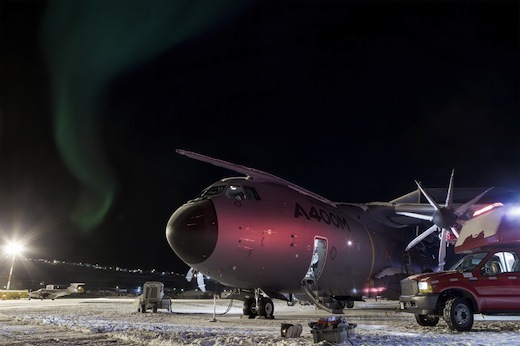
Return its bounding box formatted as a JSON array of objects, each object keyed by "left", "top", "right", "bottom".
[{"left": 294, "top": 203, "right": 350, "bottom": 230}]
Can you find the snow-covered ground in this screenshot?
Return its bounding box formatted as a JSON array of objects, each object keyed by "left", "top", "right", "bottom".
[{"left": 0, "top": 297, "right": 519, "bottom": 345}]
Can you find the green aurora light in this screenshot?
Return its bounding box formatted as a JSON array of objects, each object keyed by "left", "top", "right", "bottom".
[{"left": 40, "top": 0, "right": 246, "bottom": 230}]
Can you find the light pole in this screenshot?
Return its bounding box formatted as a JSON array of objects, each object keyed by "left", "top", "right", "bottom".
[{"left": 4, "top": 242, "right": 23, "bottom": 290}]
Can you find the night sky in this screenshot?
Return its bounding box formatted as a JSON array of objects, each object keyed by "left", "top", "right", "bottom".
[{"left": 1, "top": 1, "right": 518, "bottom": 273}]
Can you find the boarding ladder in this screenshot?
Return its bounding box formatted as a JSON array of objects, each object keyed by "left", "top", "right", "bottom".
[{"left": 300, "top": 280, "right": 343, "bottom": 314}]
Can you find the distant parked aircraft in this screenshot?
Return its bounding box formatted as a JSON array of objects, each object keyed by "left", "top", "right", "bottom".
[{"left": 29, "top": 283, "right": 84, "bottom": 300}]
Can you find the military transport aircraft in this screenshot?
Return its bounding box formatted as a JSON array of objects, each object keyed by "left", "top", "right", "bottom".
[
  {"left": 166, "top": 150, "right": 492, "bottom": 318},
  {"left": 29, "top": 283, "right": 84, "bottom": 300}
]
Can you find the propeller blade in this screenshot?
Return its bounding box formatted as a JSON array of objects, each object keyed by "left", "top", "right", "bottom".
[
  {"left": 445, "top": 169, "right": 455, "bottom": 209},
  {"left": 454, "top": 186, "right": 494, "bottom": 217},
  {"left": 197, "top": 273, "right": 206, "bottom": 292},
  {"left": 406, "top": 172, "right": 491, "bottom": 270},
  {"left": 415, "top": 181, "right": 441, "bottom": 211},
  {"left": 185, "top": 268, "right": 194, "bottom": 282},
  {"left": 405, "top": 224, "right": 438, "bottom": 251},
  {"left": 450, "top": 226, "right": 459, "bottom": 238},
  {"left": 438, "top": 228, "right": 448, "bottom": 271}
]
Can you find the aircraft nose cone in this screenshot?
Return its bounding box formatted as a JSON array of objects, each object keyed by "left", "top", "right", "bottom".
[{"left": 166, "top": 199, "right": 218, "bottom": 265}]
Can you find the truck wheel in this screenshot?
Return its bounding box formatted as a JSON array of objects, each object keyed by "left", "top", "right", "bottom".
[
  {"left": 443, "top": 297, "right": 473, "bottom": 332},
  {"left": 414, "top": 314, "right": 439, "bottom": 327}
]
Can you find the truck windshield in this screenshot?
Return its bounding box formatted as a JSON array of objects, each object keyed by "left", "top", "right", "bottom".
[{"left": 450, "top": 252, "right": 488, "bottom": 271}]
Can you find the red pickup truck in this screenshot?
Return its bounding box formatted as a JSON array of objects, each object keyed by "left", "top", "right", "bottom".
[{"left": 399, "top": 204, "right": 520, "bottom": 331}]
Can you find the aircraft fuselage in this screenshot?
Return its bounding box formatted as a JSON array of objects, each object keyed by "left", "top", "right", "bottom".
[{"left": 166, "top": 177, "right": 422, "bottom": 299}]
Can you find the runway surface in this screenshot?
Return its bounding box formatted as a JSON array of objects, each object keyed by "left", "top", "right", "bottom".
[{"left": 1, "top": 298, "right": 519, "bottom": 345}]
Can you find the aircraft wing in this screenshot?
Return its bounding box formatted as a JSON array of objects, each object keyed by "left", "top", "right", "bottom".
[
  {"left": 177, "top": 149, "right": 500, "bottom": 229},
  {"left": 363, "top": 181, "right": 504, "bottom": 228},
  {"left": 177, "top": 149, "right": 339, "bottom": 207},
  {"left": 364, "top": 200, "right": 492, "bottom": 228},
  {"left": 359, "top": 202, "right": 434, "bottom": 228}
]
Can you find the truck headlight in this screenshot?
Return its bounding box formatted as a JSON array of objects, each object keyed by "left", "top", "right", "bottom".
[{"left": 418, "top": 281, "right": 432, "bottom": 294}]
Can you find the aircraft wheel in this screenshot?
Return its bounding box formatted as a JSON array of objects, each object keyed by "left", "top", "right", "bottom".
[
  {"left": 141, "top": 304, "right": 146, "bottom": 313},
  {"left": 258, "top": 298, "right": 274, "bottom": 319},
  {"left": 243, "top": 298, "right": 257, "bottom": 318},
  {"left": 152, "top": 304, "right": 158, "bottom": 313},
  {"left": 414, "top": 314, "right": 439, "bottom": 327},
  {"left": 443, "top": 297, "right": 473, "bottom": 332}
]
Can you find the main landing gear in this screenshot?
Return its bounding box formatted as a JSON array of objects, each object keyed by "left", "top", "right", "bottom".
[{"left": 242, "top": 289, "right": 275, "bottom": 319}]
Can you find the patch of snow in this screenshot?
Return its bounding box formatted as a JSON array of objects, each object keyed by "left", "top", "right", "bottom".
[{"left": 0, "top": 298, "right": 519, "bottom": 345}]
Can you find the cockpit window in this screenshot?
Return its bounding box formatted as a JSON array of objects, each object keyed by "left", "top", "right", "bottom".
[
  {"left": 198, "top": 185, "right": 226, "bottom": 198},
  {"left": 244, "top": 186, "right": 260, "bottom": 200},
  {"left": 225, "top": 185, "right": 260, "bottom": 201}
]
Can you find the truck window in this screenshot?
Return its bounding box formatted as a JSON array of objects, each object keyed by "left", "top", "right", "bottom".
[
  {"left": 514, "top": 258, "right": 520, "bottom": 272},
  {"left": 451, "top": 252, "right": 487, "bottom": 271},
  {"left": 482, "top": 251, "right": 519, "bottom": 275}
]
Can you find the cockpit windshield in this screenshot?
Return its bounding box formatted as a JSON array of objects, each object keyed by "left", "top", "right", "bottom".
[
  {"left": 196, "top": 184, "right": 260, "bottom": 201},
  {"left": 225, "top": 185, "right": 260, "bottom": 201},
  {"left": 197, "top": 185, "right": 226, "bottom": 199},
  {"left": 450, "top": 252, "right": 488, "bottom": 271}
]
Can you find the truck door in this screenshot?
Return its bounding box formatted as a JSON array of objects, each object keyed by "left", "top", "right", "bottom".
[{"left": 477, "top": 250, "right": 520, "bottom": 311}]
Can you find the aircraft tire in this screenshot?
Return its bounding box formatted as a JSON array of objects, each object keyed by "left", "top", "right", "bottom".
[
  {"left": 152, "top": 304, "right": 158, "bottom": 313},
  {"left": 414, "top": 314, "right": 439, "bottom": 327},
  {"left": 443, "top": 297, "right": 473, "bottom": 332},
  {"left": 258, "top": 298, "right": 274, "bottom": 319},
  {"left": 243, "top": 298, "right": 256, "bottom": 317},
  {"left": 141, "top": 304, "right": 146, "bottom": 313}
]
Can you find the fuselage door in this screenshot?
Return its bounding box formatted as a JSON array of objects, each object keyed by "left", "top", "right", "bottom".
[{"left": 305, "top": 237, "right": 328, "bottom": 282}]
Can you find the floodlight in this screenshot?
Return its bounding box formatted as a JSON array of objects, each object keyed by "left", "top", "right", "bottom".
[{"left": 5, "top": 241, "right": 24, "bottom": 255}]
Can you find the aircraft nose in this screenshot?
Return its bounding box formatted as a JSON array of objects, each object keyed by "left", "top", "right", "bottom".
[{"left": 166, "top": 199, "right": 218, "bottom": 265}]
